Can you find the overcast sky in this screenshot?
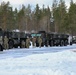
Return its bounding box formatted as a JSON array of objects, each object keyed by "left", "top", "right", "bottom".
[{"left": 0, "top": 0, "right": 76, "bottom": 9}]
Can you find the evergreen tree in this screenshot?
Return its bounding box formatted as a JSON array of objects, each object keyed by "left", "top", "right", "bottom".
[
  {"left": 52, "top": 0, "right": 59, "bottom": 32},
  {"left": 0, "top": 1, "right": 16, "bottom": 31},
  {"left": 17, "top": 5, "right": 25, "bottom": 31},
  {"left": 39, "top": 5, "right": 51, "bottom": 32},
  {"left": 68, "top": 0, "right": 76, "bottom": 35},
  {"left": 13, "top": 8, "right": 18, "bottom": 30},
  {"left": 58, "top": 0, "right": 67, "bottom": 33},
  {"left": 0, "top": 1, "right": 10, "bottom": 30},
  {"left": 52, "top": 0, "right": 67, "bottom": 33},
  {"left": 34, "top": 4, "right": 41, "bottom": 31},
  {"left": 25, "top": 4, "right": 32, "bottom": 31}
]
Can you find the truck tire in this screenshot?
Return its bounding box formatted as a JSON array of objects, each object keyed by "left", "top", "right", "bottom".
[
  {"left": 64, "top": 40, "right": 68, "bottom": 46},
  {"left": 70, "top": 42, "right": 72, "bottom": 45},
  {"left": 45, "top": 41, "right": 49, "bottom": 47},
  {"left": 60, "top": 40, "right": 64, "bottom": 46},
  {"left": 9, "top": 40, "right": 14, "bottom": 49},
  {"left": 0, "top": 44, "right": 3, "bottom": 51},
  {"left": 14, "top": 45, "right": 18, "bottom": 48},
  {"left": 50, "top": 41, "right": 54, "bottom": 46}
]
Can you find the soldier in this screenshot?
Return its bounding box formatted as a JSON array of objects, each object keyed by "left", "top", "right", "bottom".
[
  {"left": 4, "top": 36, "right": 8, "bottom": 49},
  {"left": 21, "top": 40, "right": 25, "bottom": 48},
  {"left": 32, "top": 37, "right": 36, "bottom": 47},
  {"left": 38, "top": 36, "right": 42, "bottom": 48},
  {"left": 25, "top": 37, "right": 30, "bottom": 48},
  {"left": 0, "top": 36, "right": 3, "bottom": 51}
]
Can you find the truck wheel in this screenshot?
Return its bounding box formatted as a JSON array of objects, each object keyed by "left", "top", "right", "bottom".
[
  {"left": 64, "top": 40, "right": 68, "bottom": 46},
  {"left": 70, "top": 42, "right": 72, "bottom": 45},
  {"left": 60, "top": 40, "right": 64, "bottom": 46},
  {"left": 14, "top": 45, "right": 18, "bottom": 48},
  {"left": 9, "top": 40, "right": 14, "bottom": 49},
  {"left": 0, "top": 44, "right": 3, "bottom": 51},
  {"left": 45, "top": 41, "right": 48, "bottom": 47},
  {"left": 50, "top": 41, "right": 53, "bottom": 46}
]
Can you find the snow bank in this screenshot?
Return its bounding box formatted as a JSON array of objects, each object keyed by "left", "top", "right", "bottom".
[{"left": 0, "top": 49, "right": 76, "bottom": 75}]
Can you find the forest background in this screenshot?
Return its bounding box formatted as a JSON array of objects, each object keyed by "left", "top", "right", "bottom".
[{"left": 0, "top": 0, "right": 76, "bottom": 35}]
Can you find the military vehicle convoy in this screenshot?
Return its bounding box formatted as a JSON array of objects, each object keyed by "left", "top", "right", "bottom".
[
  {"left": 31, "top": 31, "right": 72, "bottom": 47},
  {"left": 0, "top": 28, "right": 73, "bottom": 51}
]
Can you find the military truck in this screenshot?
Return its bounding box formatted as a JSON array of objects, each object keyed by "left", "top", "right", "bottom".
[
  {"left": 7, "top": 31, "right": 22, "bottom": 48},
  {"left": 0, "top": 28, "right": 31, "bottom": 49},
  {"left": 36, "top": 31, "right": 70, "bottom": 47},
  {"left": 47, "top": 33, "right": 69, "bottom": 46},
  {"left": 7, "top": 31, "right": 31, "bottom": 48},
  {"left": 7, "top": 31, "right": 20, "bottom": 48}
]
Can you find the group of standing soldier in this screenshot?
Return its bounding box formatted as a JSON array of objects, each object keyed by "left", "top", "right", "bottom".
[
  {"left": 0, "top": 36, "right": 8, "bottom": 51},
  {"left": 0, "top": 35, "right": 42, "bottom": 51},
  {"left": 21, "top": 37, "right": 30, "bottom": 48},
  {"left": 21, "top": 36, "right": 42, "bottom": 48}
]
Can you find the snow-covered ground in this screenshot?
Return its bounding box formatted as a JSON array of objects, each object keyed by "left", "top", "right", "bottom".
[{"left": 0, "top": 44, "right": 76, "bottom": 75}]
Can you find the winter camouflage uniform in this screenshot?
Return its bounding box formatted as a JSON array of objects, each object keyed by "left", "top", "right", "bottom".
[
  {"left": 26, "top": 37, "right": 30, "bottom": 48},
  {"left": 38, "top": 37, "right": 42, "bottom": 48},
  {"left": 4, "top": 36, "right": 8, "bottom": 49}
]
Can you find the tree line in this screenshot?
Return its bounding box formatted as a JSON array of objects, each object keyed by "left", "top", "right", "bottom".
[{"left": 0, "top": 0, "right": 76, "bottom": 35}]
